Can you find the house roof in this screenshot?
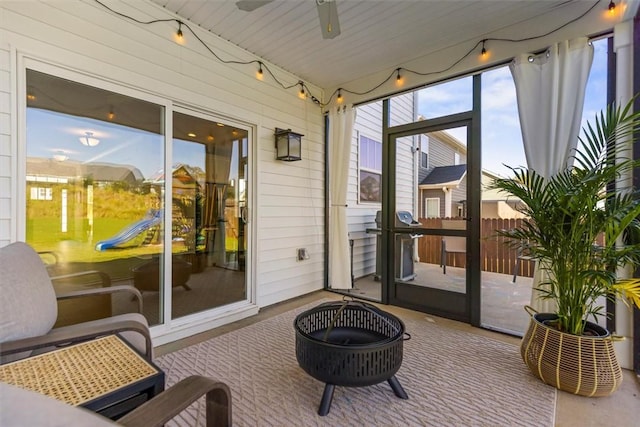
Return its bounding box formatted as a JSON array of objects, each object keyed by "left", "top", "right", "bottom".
[
  {"left": 26, "top": 158, "right": 144, "bottom": 184},
  {"left": 420, "top": 164, "right": 467, "bottom": 188}
]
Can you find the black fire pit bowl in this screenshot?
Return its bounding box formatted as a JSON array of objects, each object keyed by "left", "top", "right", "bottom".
[{"left": 294, "top": 299, "right": 409, "bottom": 416}]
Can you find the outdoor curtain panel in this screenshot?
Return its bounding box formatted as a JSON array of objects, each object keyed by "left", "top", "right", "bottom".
[
  {"left": 510, "top": 37, "right": 593, "bottom": 312},
  {"left": 206, "top": 140, "right": 233, "bottom": 268},
  {"left": 328, "top": 105, "right": 355, "bottom": 289}
]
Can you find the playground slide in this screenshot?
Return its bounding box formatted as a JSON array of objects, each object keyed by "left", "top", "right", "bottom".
[{"left": 95, "top": 210, "right": 162, "bottom": 251}]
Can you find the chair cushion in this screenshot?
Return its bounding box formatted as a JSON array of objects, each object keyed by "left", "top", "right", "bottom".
[
  {"left": 51, "top": 312, "right": 152, "bottom": 359},
  {"left": 0, "top": 242, "right": 57, "bottom": 347},
  {"left": 0, "top": 382, "right": 116, "bottom": 427}
]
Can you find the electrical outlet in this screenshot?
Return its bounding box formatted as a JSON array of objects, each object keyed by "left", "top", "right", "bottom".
[{"left": 297, "top": 248, "right": 310, "bottom": 261}]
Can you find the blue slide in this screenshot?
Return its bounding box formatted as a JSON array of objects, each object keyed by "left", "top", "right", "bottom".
[{"left": 95, "top": 210, "right": 162, "bottom": 251}]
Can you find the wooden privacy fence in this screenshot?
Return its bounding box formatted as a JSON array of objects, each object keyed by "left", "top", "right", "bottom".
[{"left": 416, "top": 217, "right": 535, "bottom": 278}]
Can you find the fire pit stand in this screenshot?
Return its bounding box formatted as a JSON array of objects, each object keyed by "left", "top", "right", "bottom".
[{"left": 294, "top": 299, "right": 409, "bottom": 416}]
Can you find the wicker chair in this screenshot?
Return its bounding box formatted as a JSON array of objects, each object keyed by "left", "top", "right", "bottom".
[
  {"left": 0, "top": 375, "right": 232, "bottom": 427},
  {"left": 0, "top": 241, "right": 152, "bottom": 363}
]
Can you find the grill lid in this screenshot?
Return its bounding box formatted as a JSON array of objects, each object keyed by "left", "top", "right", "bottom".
[
  {"left": 376, "top": 211, "right": 420, "bottom": 227},
  {"left": 395, "top": 211, "right": 419, "bottom": 227}
]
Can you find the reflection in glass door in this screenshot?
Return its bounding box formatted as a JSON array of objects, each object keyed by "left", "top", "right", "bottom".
[
  {"left": 25, "top": 69, "right": 167, "bottom": 326},
  {"left": 171, "top": 111, "right": 247, "bottom": 320},
  {"left": 24, "top": 68, "right": 248, "bottom": 330}
]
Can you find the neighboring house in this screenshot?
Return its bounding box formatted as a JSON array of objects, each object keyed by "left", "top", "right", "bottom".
[
  {"left": 27, "top": 157, "right": 144, "bottom": 188},
  {"left": 480, "top": 170, "right": 525, "bottom": 219},
  {"left": 25, "top": 158, "right": 146, "bottom": 242},
  {"left": 417, "top": 133, "right": 525, "bottom": 220},
  {"left": 418, "top": 130, "right": 467, "bottom": 219}
]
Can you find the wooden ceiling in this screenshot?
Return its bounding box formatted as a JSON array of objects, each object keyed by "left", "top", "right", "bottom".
[{"left": 148, "top": 0, "right": 617, "bottom": 89}]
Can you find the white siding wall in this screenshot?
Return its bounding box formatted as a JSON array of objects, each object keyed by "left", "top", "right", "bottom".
[
  {"left": 394, "top": 134, "right": 417, "bottom": 215},
  {"left": 347, "top": 94, "right": 415, "bottom": 279},
  {"left": 347, "top": 101, "right": 381, "bottom": 279},
  {"left": 0, "top": 43, "right": 11, "bottom": 246},
  {"left": 0, "top": 1, "right": 324, "bottom": 311}
]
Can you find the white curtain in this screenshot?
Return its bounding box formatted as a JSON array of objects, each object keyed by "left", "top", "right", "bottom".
[
  {"left": 328, "top": 105, "right": 356, "bottom": 289},
  {"left": 205, "top": 140, "right": 233, "bottom": 267},
  {"left": 509, "top": 37, "right": 593, "bottom": 312}
]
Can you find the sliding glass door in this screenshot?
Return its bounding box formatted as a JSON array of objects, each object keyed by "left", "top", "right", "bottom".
[
  {"left": 24, "top": 67, "right": 249, "bottom": 328},
  {"left": 25, "top": 69, "right": 166, "bottom": 326},
  {"left": 171, "top": 110, "right": 248, "bottom": 320}
]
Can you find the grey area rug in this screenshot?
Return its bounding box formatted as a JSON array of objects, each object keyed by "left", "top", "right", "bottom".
[{"left": 156, "top": 301, "right": 556, "bottom": 426}]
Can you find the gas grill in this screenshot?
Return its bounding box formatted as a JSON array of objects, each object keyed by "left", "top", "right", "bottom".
[
  {"left": 367, "top": 211, "right": 421, "bottom": 281},
  {"left": 394, "top": 211, "right": 421, "bottom": 281}
]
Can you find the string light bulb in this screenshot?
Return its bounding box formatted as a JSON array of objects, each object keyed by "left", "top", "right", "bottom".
[
  {"left": 298, "top": 82, "right": 306, "bottom": 99},
  {"left": 395, "top": 68, "right": 404, "bottom": 86},
  {"left": 256, "top": 62, "right": 264, "bottom": 80},
  {"left": 174, "top": 21, "right": 184, "bottom": 44},
  {"left": 336, "top": 89, "right": 343, "bottom": 104},
  {"left": 108, "top": 109, "right": 115, "bottom": 120},
  {"left": 93, "top": 0, "right": 606, "bottom": 109},
  {"left": 480, "top": 40, "right": 488, "bottom": 59},
  {"left": 608, "top": 1, "right": 616, "bottom": 14}
]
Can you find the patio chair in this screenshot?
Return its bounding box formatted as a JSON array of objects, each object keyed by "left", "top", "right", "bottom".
[
  {"left": 0, "top": 375, "right": 232, "bottom": 427},
  {"left": 0, "top": 241, "right": 152, "bottom": 363},
  {"left": 40, "top": 250, "right": 115, "bottom": 327},
  {"left": 440, "top": 219, "right": 467, "bottom": 274}
]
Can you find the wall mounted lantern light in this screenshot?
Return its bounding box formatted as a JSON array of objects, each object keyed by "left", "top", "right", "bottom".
[{"left": 275, "top": 128, "right": 303, "bottom": 161}]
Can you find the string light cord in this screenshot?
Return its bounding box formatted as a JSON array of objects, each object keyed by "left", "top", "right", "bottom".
[
  {"left": 94, "top": 0, "right": 605, "bottom": 107},
  {"left": 94, "top": 0, "right": 175, "bottom": 25},
  {"left": 402, "top": 40, "right": 484, "bottom": 78},
  {"left": 338, "top": 68, "right": 400, "bottom": 96},
  {"left": 484, "top": 0, "right": 600, "bottom": 43},
  {"left": 94, "top": 0, "right": 305, "bottom": 93},
  {"left": 325, "top": 0, "right": 602, "bottom": 105},
  {"left": 320, "top": 38, "right": 483, "bottom": 106},
  {"left": 261, "top": 63, "right": 304, "bottom": 91}
]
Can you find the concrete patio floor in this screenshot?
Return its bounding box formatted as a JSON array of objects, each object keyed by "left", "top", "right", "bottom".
[{"left": 343, "top": 261, "right": 534, "bottom": 336}]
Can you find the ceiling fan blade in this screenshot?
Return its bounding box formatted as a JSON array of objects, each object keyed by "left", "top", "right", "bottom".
[
  {"left": 236, "top": 0, "right": 274, "bottom": 12},
  {"left": 316, "top": 0, "right": 341, "bottom": 39}
]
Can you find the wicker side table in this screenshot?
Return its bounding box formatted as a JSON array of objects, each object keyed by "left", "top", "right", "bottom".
[{"left": 0, "top": 335, "right": 164, "bottom": 419}]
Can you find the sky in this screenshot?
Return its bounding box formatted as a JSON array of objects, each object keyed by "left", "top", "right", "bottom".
[
  {"left": 415, "top": 37, "right": 608, "bottom": 177},
  {"left": 27, "top": 110, "right": 213, "bottom": 180}
]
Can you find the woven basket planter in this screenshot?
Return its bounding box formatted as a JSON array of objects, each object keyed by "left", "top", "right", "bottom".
[{"left": 520, "top": 312, "right": 622, "bottom": 397}]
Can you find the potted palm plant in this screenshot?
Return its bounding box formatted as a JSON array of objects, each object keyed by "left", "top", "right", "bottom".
[{"left": 489, "top": 98, "right": 640, "bottom": 397}]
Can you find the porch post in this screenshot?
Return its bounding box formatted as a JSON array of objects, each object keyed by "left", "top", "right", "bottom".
[{"left": 613, "top": 18, "right": 635, "bottom": 371}]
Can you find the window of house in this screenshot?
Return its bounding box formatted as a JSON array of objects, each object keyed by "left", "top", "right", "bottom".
[
  {"left": 425, "top": 198, "right": 440, "bottom": 217},
  {"left": 359, "top": 135, "right": 382, "bottom": 202},
  {"left": 30, "top": 187, "right": 53, "bottom": 200},
  {"left": 454, "top": 152, "right": 460, "bottom": 165},
  {"left": 420, "top": 135, "right": 429, "bottom": 169}
]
